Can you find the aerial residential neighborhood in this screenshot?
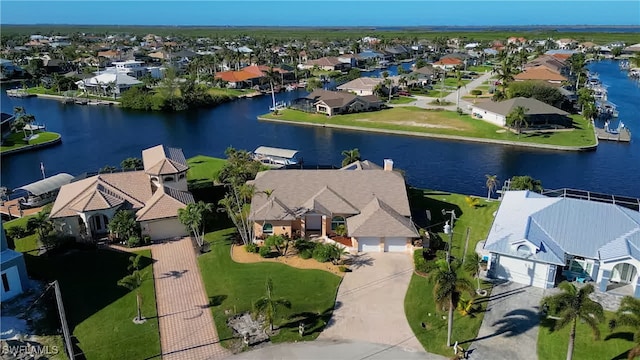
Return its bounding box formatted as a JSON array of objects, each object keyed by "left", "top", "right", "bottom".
[{"left": 1, "top": 1, "right": 640, "bottom": 360}]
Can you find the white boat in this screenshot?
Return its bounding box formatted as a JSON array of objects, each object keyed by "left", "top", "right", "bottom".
[
  {"left": 269, "top": 101, "right": 287, "bottom": 112},
  {"left": 253, "top": 146, "right": 302, "bottom": 168}
]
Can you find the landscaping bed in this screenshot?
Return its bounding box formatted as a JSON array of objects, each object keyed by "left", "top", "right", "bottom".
[
  {"left": 231, "top": 244, "right": 344, "bottom": 276},
  {"left": 198, "top": 229, "right": 341, "bottom": 350}
]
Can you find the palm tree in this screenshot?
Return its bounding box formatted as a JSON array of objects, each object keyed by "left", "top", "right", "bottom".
[
  {"left": 463, "top": 252, "right": 482, "bottom": 293},
  {"left": 264, "top": 67, "right": 280, "bottom": 112},
  {"left": 178, "top": 201, "right": 213, "bottom": 249},
  {"left": 117, "top": 270, "right": 145, "bottom": 322},
  {"left": 430, "top": 259, "right": 474, "bottom": 347},
  {"left": 506, "top": 106, "right": 529, "bottom": 137},
  {"left": 495, "top": 58, "right": 514, "bottom": 94},
  {"left": 341, "top": 148, "right": 361, "bottom": 167},
  {"left": 612, "top": 296, "right": 640, "bottom": 360},
  {"left": 253, "top": 278, "right": 291, "bottom": 332},
  {"left": 27, "top": 210, "right": 53, "bottom": 245},
  {"left": 541, "top": 282, "right": 604, "bottom": 360},
  {"left": 455, "top": 69, "right": 465, "bottom": 108},
  {"left": 108, "top": 210, "right": 139, "bottom": 241},
  {"left": 485, "top": 174, "right": 498, "bottom": 199}
]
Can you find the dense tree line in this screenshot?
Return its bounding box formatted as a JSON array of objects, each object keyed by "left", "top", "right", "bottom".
[{"left": 119, "top": 82, "right": 235, "bottom": 112}]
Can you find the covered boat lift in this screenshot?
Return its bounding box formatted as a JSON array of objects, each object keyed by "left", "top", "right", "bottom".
[
  {"left": 253, "top": 146, "right": 302, "bottom": 168},
  {"left": 14, "top": 173, "right": 74, "bottom": 208}
]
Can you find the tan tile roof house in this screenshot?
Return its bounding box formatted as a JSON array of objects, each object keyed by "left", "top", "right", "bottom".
[
  {"left": 303, "top": 89, "right": 383, "bottom": 116},
  {"left": 471, "top": 97, "right": 570, "bottom": 127},
  {"left": 514, "top": 65, "right": 568, "bottom": 84},
  {"left": 337, "top": 77, "right": 385, "bottom": 96},
  {"left": 248, "top": 160, "right": 419, "bottom": 253},
  {"left": 50, "top": 145, "right": 194, "bottom": 242}
]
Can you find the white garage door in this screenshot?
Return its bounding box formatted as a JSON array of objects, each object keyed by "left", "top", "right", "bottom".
[
  {"left": 146, "top": 218, "right": 187, "bottom": 241},
  {"left": 384, "top": 237, "right": 407, "bottom": 252},
  {"left": 494, "top": 255, "right": 549, "bottom": 288},
  {"left": 358, "top": 237, "right": 381, "bottom": 252}
]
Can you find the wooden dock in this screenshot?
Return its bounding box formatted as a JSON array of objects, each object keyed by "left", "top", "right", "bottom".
[
  {"left": 595, "top": 127, "right": 631, "bottom": 142},
  {"left": 0, "top": 198, "right": 43, "bottom": 219}
]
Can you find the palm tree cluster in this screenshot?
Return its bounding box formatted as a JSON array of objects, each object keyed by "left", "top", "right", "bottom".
[
  {"left": 505, "top": 106, "right": 529, "bottom": 136},
  {"left": 178, "top": 201, "right": 213, "bottom": 250},
  {"left": 10, "top": 106, "right": 37, "bottom": 140},
  {"left": 341, "top": 148, "right": 361, "bottom": 167}
]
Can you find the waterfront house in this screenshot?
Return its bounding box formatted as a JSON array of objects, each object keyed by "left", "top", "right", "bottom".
[
  {"left": 248, "top": 159, "right": 419, "bottom": 253},
  {"left": 215, "top": 65, "right": 291, "bottom": 89},
  {"left": 484, "top": 190, "right": 640, "bottom": 298},
  {"left": 295, "top": 89, "right": 383, "bottom": 116},
  {"left": 524, "top": 55, "right": 568, "bottom": 75},
  {"left": 299, "top": 57, "right": 349, "bottom": 71},
  {"left": 432, "top": 57, "right": 463, "bottom": 70},
  {"left": 337, "top": 77, "right": 385, "bottom": 96},
  {"left": 1, "top": 221, "right": 30, "bottom": 301},
  {"left": 471, "top": 97, "right": 570, "bottom": 128},
  {"left": 75, "top": 72, "right": 142, "bottom": 97},
  {"left": 50, "top": 145, "right": 194, "bottom": 242}
]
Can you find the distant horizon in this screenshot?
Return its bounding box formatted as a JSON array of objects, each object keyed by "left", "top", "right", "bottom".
[
  {"left": 3, "top": 24, "right": 640, "bottom": 29},
  {"left": 2, "top": 1, "right": 639, "bottom": 27}
]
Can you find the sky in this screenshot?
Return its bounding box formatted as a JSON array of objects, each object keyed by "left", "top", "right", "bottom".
[{"left": 1, "top": 1, "right": 639, "bottom": 27}]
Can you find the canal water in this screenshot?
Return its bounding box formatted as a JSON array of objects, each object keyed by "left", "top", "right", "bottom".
[{"left": 1, "top": 60, "right": 639, "bottom": 197}]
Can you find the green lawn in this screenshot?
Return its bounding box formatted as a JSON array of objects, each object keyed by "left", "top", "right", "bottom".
[
  {"left": 389, "top": 96, "right": 416, "bottom": 104},
  {"left": 207, "top": 88, "right": 251, "bottom": 97},
  {"left": 22, "top": 249, "right": 160, "bottom": 360},
  {"left": 538, "top": 312, "right": 637, "bottom": 360},
  {"left": 187, "top": 155, "right": 227, "bottom": 186},
  {"left": 25, "top": 87, "right": 117, "bottom": 102},
  {"left": 261, "top": 108, "right": 596, "bottom": 148},
  {"left": 198, "top": 228, "right": 342, "bottom": 348},
  {"left": 467, "top": 65, "right": 494, "bottom": 73},
  {"left": 405, "top": 276, "right": 492, "bottom": 356},
  {"left": 4, "top": 215, "right": 40, "bottom": 254},
  {"left": 405, "top": 189, "right": 500, "bottom": 355},
  {"left": 443, "top": 78, "right": 472, "bottom": 87},
  {"left": 1, "top": 131, "right": 61, "bottom": 153}
]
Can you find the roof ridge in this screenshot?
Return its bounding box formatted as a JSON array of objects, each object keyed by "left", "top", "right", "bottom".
[
  {"left": 50, "top": 177, "right": 99, "bottom": 217},
  {"left": 135, "top": 188, "right": 165, "bottom": 219}
]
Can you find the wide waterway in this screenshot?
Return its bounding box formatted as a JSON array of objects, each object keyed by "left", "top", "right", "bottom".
[{"left": 1, "top": 60, "right": 639, "bottom": 197}]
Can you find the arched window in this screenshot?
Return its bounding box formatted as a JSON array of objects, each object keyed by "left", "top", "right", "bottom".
[
  {"left": 331, "top": 216, "right": 346, "bottom": 231},
  {"left": 516, "top": 244, "right": 532, "bottom": 256},
  {"left": 150, "top": 177, "right": 159, "bottom": 182},
  {"left": 262, "top": 223, "right": 273, "bottom": 235},
  {"left": 163, "top": 176, "right": 174, "bottom": 182}
]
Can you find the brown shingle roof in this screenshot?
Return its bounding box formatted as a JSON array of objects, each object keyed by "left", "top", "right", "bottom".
[
  {"left": 142, "top": 145, "right": 189, "bottom": 176},
  {"left": 514, "top": 66, "right": 568, "bottom": 82},
  {"left": 472, "top": 97, "right": 569, "bottom": 117},
  {"left": 135, "top": 186, "right": 194, "bottom": 221},
  {"left": 337, "top": 77, "right": 384, "bottom": 92},
  {"left": 304, "top": 57, "right": 342, "bottom": 67},
  {"left": 346, "top": 197, "right": 418, "bottom": 237}
]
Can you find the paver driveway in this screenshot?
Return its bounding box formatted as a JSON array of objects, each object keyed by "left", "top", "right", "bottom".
[
  {"left": 318, "top": 252, "right": 425, "bottom": 352},
  {"left": 153, "top": 238, "right": 230, "bottom": 360},
  {"left": 467, "top": 281, "right": 544, "bottom": 360}
]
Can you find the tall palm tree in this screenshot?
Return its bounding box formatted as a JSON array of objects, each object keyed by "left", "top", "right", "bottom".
[
  {"left": 506, "top": 106, "right": 529, "bottom": 137},
  {"left": 117, "top": 270, "right": 145, "bottom": 322},
  {"left": 541, "top": 282, "right": 604, "bottom": 360},
  {"left": 264, "top": 67, "right": 280, "bottom": 112},
  {"left": 612, "top": 296, "right": 640, "bottom": 360},
  {"left": 463, "top": 252, "right": 482, "bottom": 293},
  {"left": 178, "top": 201, "right": 213, "bottom": 248},
  {"left": 485, "top": 174, "right": 498, "bottom": 199},
  {"left": 495, "top": 58, "right": 514, "bottom": 94},
  {"left": 341, "top": 148, "right": 361, "bottom": 167},
  {"left": 253, "top": 278, "right": 291, "bottom": 332},
  {"left": 455, "top": 69, "right": 465, "bottom": 108},
  {"left": 430, "top": 259, "right": 474, "bottom": 347}
]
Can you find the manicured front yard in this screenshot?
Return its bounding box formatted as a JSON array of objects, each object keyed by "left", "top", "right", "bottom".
[
  {"left": 467, "top": 65, "right": 494, "bottom": 73},
  {"left": 198, "top": 228, "right": 341, "bottom": 348},
  {"left": 1, "top": 131, "right": 61, "bottom": 153},
  {"left": 538, "top": 312, "right": 637, "bottom": 360},
  {"left": 405, "top": 189, "right": 500, "bottom": 355},
  {"left": 186, "top": 155, "right": 227, "bottom": 186},
  {"left": 21, "top": 248, "right": 160, "bottom": 360},
  {"left": 261, "top": 108, "right": 596, "bottom": 148},
  {"left": 389, "top": 96, "right": 416, "bottom": 104}
]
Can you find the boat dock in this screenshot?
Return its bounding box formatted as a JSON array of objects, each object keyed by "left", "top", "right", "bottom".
[
  {"left": 0, "top": 198, "right": 43, "bottom": 219},
  {"left": 6, "top": 89, "right": 35, "bottom": 98},
  {"left": 595, "top": 127, "right": 631, "bottom": 142}
]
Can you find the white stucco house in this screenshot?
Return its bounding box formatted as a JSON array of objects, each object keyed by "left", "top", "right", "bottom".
[
  {"left": 50, "top": 145, "right": 194, "bottom": 242},
  {"left": 484, "top": 190, "right": 640, "bottom": 297}
]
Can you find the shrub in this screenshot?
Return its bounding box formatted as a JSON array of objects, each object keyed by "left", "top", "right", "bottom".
[
  {"left": 6, "top": 226, "right": 28, "bottom": 239},
  {"left": 259, "top": 245, "right": 271, "bottom": 258},
  {"left": 470, "top": 89, "right": 482, "bottom": 96},
  {"left": 414, "top": 249, "right": 441, "bottom": 274},
  {"left": 338, "top": 265, "right": 351, "bottom": 273},
  {"left": 142, "top": 235, "right": 152, "bottom": 245},
  {"left": 245, "top": 243, "right": 259, "bottom": 253},
  {"left": 335, "top": 224, "right": 347, "bottom": 237},
  {"left": 299, "top": 249, "right": 312, "bottom": 259},
  {"left": 294, "top": 239, "right": 317, "bottom": 252},
  {"left": 127, "top": 236, "right": 141, "bottom": 248},
  {"left": 312, "top": 244, "right": 332, "bottom": 263}
]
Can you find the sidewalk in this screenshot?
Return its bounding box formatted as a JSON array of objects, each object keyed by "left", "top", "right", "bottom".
[{"left": 153, "top": 238, "right": 230, "bottom": 360}]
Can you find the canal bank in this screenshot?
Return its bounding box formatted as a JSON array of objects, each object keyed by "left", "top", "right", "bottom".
[
  {"left": 1, "top": 61, "right": 638, "bottom": 197},
  {"left": 0, "top": 132, "right": 62, "bottom": 156},
  {"left": 257, "top": 116, "right": 598, "bottom": 152}
]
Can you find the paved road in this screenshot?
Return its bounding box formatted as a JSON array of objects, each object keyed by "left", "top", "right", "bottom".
[
  {"left": 467, "top": 281, "right": 544, "bottom": 360},
  {"left": 153, "top": 238, "right": 230, "bottom": 360},
  {"left": 318, "top": 253, "right": 425, "bottom": 352},
  {"left": 228, "top": 339, "right": 446, "bottom": 360}
]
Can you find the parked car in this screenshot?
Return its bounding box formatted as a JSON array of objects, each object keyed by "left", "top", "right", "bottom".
[{"left": 398, "top": 90, "right": 411, "bottom": 96}]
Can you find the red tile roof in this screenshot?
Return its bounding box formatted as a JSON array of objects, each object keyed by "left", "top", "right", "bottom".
[{"left": 434, "top": 58, "right": 463, "bottom": 65}]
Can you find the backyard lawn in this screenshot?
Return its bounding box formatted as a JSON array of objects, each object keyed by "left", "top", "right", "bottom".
[
  {"left": 19, "top": 247, "right": 160, "bottom": 360},
  {"left": 0, "top": 131, "right": 61, "bottom": 153},
  {"left": 187, "top": 155, "right": 227, "bottom": 186},
  {"left": 261, "top": 108, "right": 596, "bottom": 147},
  {"left": 4, "top": 215, "right": 39, "bottom": 254},
  {"left": 207, "top": 88, "right": 253, "bottom": 97},
  {"left": 538, "top": 312, "right": 637, "bottom": 360},
  {"left": 405, "top": 189, "right": 500, "bottom": 355},
  {"left": 467, "top": 65, "right": 494, "bottom": 73},
  {"left": 198, "top": 228, "right": 342, "bottom": 348}
]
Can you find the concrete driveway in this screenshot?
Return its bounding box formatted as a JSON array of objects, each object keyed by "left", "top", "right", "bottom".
[
  {"left": 467, "top": 281, "right": 544, "bottom": 360},
  {"left": 318, "top": 252, "right": 426, "bottom": 352}
]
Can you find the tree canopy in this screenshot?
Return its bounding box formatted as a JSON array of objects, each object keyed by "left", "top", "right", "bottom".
[
  {"left": 509, "top": 175, "right": 543, "bottom": 192},
  {"left": 507, "top": 81, "right": 565, "bottom": 107}
]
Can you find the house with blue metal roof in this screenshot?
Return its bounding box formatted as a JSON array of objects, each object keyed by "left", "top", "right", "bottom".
[{"left": 484, "top": 190, "right": 640, "bottom": 297}]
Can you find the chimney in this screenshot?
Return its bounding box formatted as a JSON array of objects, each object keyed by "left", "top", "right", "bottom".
[{"left": 383, "top": 159, "right": 394, "bottom": 171}]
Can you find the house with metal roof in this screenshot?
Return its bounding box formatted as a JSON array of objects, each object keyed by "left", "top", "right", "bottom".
[
  {"left": 50, "top": 145, "right": 194, "bottom": 242},
  {"left": 471, "top": 97, "right": 570, "bottom": 128},
  {"left": 484, "top": 190, "right": 640, "bottom": 297},
  {"left": 248, "top": 159, "right": 419, "bottom": 253}
]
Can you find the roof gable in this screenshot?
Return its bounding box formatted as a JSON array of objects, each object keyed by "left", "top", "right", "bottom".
[
  {"left": 346, "top": 197, "right": 418, "bottom": 237},
  {"left": 142, "top": 145, "right": 188, "bottom": 176}
]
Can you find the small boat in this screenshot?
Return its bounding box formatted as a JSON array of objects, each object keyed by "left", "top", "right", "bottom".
[
  {"left": 74, "top": 98, "right": 88, "bottom": 105},
  {"left": 269, "top": 101, "right": 287, "bottom": 112},
  {"left": 253, "top": 146, "right": 302, "bottom": 168},
  {"left": 6, "top": 89, "right": 35, "bottom": 98},
  {"left": 285, "top": 84, "right": 296, "bottom": 92}
]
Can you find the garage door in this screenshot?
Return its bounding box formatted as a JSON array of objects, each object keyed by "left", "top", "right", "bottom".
[
  {"left": 146, "top": 218, "right": 187, "bottom": 241},
  {"left": 384, "top": 237, "right": 408, "bottom": 252},
  {"left": 358, "top": 237, "right": 381, "bottom": 252},
  {"left": 494, "top": 255, "right": 549, "bottom": 288}
]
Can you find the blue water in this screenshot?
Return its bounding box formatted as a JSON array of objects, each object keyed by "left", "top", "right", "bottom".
[{"left": 1, "top": 61, "right": 639, "bottom": 197}]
